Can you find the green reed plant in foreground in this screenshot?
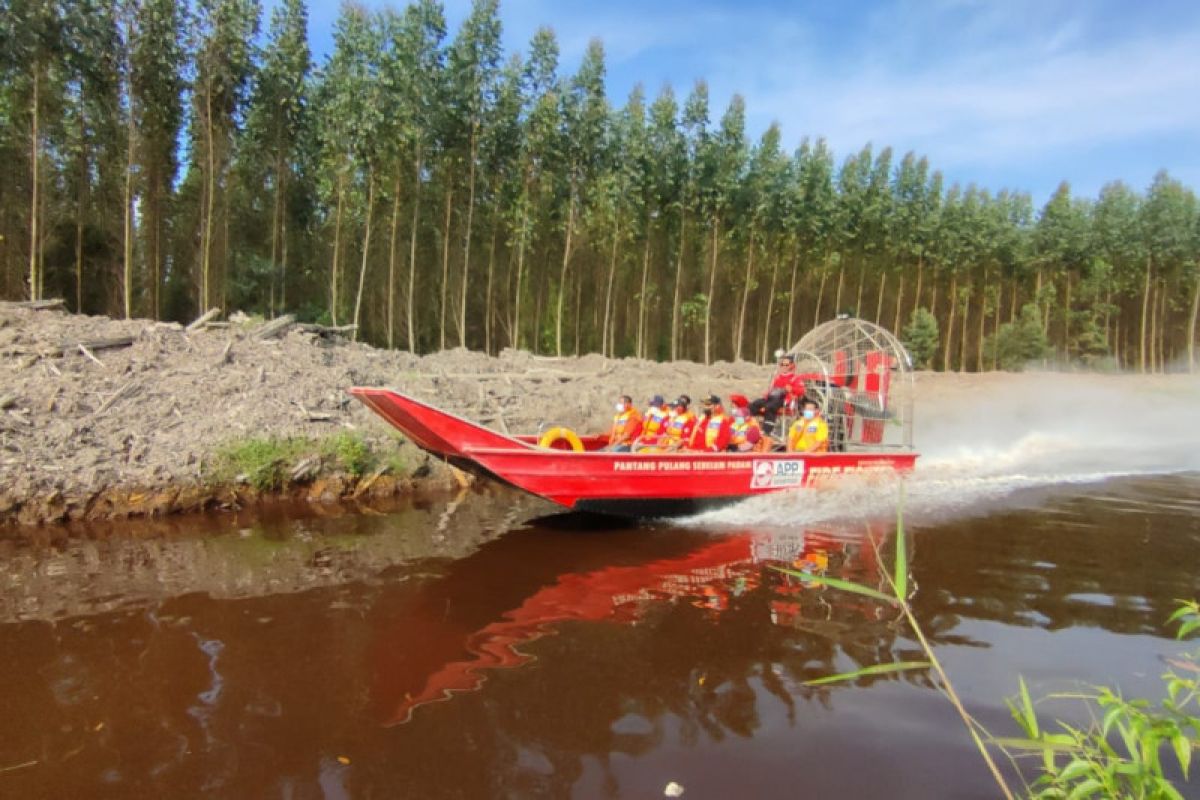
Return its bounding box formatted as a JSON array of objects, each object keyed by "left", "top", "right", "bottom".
[
  {"left": 1001, "top": 600, "right": 1200, "bottom": 800},
  {"left": 773, "top": 494, "right": 1199, "bottom": 800}
]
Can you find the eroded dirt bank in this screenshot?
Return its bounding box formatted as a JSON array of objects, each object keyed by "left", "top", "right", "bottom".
[{"left": 4, "top": 302, "right": 1197, "bottom": 531}]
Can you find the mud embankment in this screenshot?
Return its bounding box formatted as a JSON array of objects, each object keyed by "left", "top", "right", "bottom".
[{"left": 0, "top": 303, "right": 773, "bottom": 530}]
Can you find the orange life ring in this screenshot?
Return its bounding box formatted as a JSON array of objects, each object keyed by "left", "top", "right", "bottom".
[{"left": 537, "top": 426, "right": 584, "bottom": 452}]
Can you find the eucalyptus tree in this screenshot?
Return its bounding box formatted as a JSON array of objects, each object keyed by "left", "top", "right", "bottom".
[
  {"left": 479, "top": 53, "right": 522, "bottom": 353},
  {"left": 61, "top": 0, "right": 121, "bottom": 315},
  {"left": 131, "top": 0, "right": 185, "bottom": 319},
  {"left": 699, "top": 93, "right": 746, "bottom": 364},
  {"left": 1091, "top": 181, "right": 1141, "bottom": 366},
  {"left": 243, "top": 0, "right": 309, "bottom": 317},
  {"left": 833, "top": 144, "right": 873, "bottom": 316},
  {"left": 861, "top": 146, "right": 894, "bottom": 324},
  {"left": 387, "top": 0, "right": 445, "bottom": 351},
  {"left": 507, "top": 27, "right": 559, "bottom": 352},
  {"left": 1033, "top": 182, "right": 1091, "bottom": 358},
  {"left": 1139, "top": 171, "right": 1197, "bottom": 372},
  {"left": 554, "top": 39, "right": 607, "bottom": 357},
  {"left": 189, "top": 0, "right": 260, "bottom": 314},
  {"left": 792, "top": 137, "right": 837, "bottom": 334},
  {"left": 313, "top": 3, "right": 377, "bottom": 327},
  {"left": 1, "top": 0, "right": 71, "bottom": 300},
  {"left": 446, "top": 0, "right": 501, "bottom": 348},
  {"left": 734, "top": 122, "right": 784, "bottom": 361},
  {"left": 595, "top": 86, "right": 645, "bottom": 356},
  {"left": 641, "top": 85, "right": 683, "bottom": 359}
]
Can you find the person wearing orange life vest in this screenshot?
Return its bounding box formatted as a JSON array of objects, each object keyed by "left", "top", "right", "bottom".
[
  {"left": 604, "top": 394, "right": 643, "bottom": 452},
  {"left": 726, "top": 393, "right": 766, "bottom": 452},
  {"left": 688, "top": 394, "right": 733, "bottom": 452},
  {"left": 787, "top": 397, "right": 829, "bottom": 453},
  {"left": 632, "top": 394, "right": 670, "bottom": 450},
  {"left": 658, "top": 395, "right": 697, "bottom": 451}
]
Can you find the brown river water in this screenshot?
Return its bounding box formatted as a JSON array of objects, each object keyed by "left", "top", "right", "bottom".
[{"left": 1, "top": 471, "right": 1198, "bottom": 799}]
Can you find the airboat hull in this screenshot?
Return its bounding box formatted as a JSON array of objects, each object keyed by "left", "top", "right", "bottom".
[{"left": 349, "top": 387, "right": 917, "bottom": 518}]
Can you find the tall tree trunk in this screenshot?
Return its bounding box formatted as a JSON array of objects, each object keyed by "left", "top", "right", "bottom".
[
  {"left": 439, "top": 186, "right": 453, "bottom": 350},
  {"left": 760, "top": 249, "right": 779, "bottom": 362},
  {"left": 78, "top": 105, "right": 89, "bottom": 314},
  {"left": 670, "top": 214, "right": 687, "bottom": 361},
  {"left": 976, "top": 273, "right": 989, "bottom": 372},
  {"left": 512, "top": 211, "right": 528, "bottom": 351},
  {"left": 1114, "top": 318, "right": 1122, "bottom": 370},
  {"left": 1010, "top": 280, "right": 1017, "bottom": 323},
  {"left": 554, "top": 190, "right": 576, "bottom": 357},
  {"left": 269, "top": 153, "right": 284, "bottom": 318},
  {"left": 911, "top": 255, "right": 924, "bottom": 317},
  {"left": 959, "top": 284, "right": 969, "bottom": 373},
  {"left": 406, "top": 148, "right": 423, "bottom": 352},
  {"left": 734, "top": 225, "right": 755, "bottom": 361},
  {"left": 28, "top": 61, "right": 41, "bottom": 301},
  {"left": 703, "top": 216, "right": 720, "bottom": 365},
  {"left": 201, "top": 86, "right": 217, "bottom": 313},
  {"left": 833, "top": 262, "right": 846, "bottom": 314},
  {"left": 813, "top": 256, "right": 829, "bottom": 325},
  {"left": 484, "top": 223, "right": 498, "bottom": 354},
  {"left": 874, "top": 271, "right": 886, "bottom": 324},
  {"left": 602, "top": 221, "right": 621, "bottom": 358},
  {"left": 122, "top": 101, "right": 135, "bottom": 318},
  {"left": 943, "top": 273, "right": 958, "bottom": 370},
  {"left": 854, "top": 261, "right": 865, "bottom": 317},
  {"left": 1188, "top": 277, "right": 1199, "bottom": 373},
  {"left": 1062, "top": 273, "right": 1073, "bottom": 361},
  {"left": 1139, "top": 257, "right": 1152, "bottom": 373},
  {"left": 329, "top": 171, "right": 346, "bottom": 326},
  {"left": 352, "top": 174, "right": 377, "bottom": 342},
  {"left": 636, "top": 217, "right": 651, "bottom": 359},
  {"left": 458, "top": 128, "right": 478, "bottom": 348},
  {"left": 386, "top": 168, "right": 403, "bottom": 348},
  {"left": 785, "top": 251, "right": 800, "bottom": 348},
  {"left": 892, "top": 274, "right": 905, "bottom": 335}
]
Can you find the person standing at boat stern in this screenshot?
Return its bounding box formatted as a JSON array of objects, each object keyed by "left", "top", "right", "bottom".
[
  {"left": 633, "top": 395, "right": 670, "bottom": 450},
  {"left": 605, "top": 395, "right": 643, "bottom": 452},
  {"left": 689, "top": 395, "right": 733, "bottom": 452},
  {"left": 788, "top": 398, "right": 829, "bottom": 453}
]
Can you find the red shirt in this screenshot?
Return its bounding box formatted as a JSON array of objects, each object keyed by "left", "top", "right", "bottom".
[{"left": 688, "top": 410, "right": 732, "bottom": 452}]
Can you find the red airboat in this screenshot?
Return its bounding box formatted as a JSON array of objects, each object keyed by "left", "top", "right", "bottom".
[{"left": 350, "top": 319, "right": 917, "bottom": 518}]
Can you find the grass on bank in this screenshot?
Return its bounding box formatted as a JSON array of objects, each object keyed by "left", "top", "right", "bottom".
[
  {"left": 205, "top": 431, "right": 408, "bottom": 491},
  {"left": 776, "top": 492, "right": 1200, "bottom": 799}
]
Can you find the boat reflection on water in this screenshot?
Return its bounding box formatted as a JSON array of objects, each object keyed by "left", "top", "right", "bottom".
[{"left": 370, "top": 516, "right": 895, "bottom": 726}]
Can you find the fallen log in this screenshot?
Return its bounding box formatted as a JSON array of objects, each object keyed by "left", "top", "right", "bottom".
[
  {"left": 8, "top": 298, "right": 65, "bottom": 311},
  {"left": 60, "top": 336, "right": 135, "bottom": 356},
  {"left": 296, "top": 323, "right": 358, "bottom": 338},
  {"left": 186, "top": 307, "right": 221, "bottom": 332},
  {"left": 94, "top": 381, "right": 138, "bottom": 416},
  {"left": 253, "top": 314, "right": 295, "bottom": 340}
]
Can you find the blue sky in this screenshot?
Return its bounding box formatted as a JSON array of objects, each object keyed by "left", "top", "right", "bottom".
[{"left": 296, "top": 0, "right": 1200, "bottom": 206}]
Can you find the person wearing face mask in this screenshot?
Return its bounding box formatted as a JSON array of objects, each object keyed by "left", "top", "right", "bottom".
[
  {"left": 632, "top": 395, "right": 669, "bottom": 451},
  {"left": 657, "top": 395, "right": 697, "bottom": 452},
  {"left": 787, "top": 397, "right": 828, "bottom": 453},
  {"left": 605, "top": 394, "right": 643, "bottom": 452},
  {"left": 688, "top": 394, "right": 733, "bottom": 452},
  {"left": 726, "top": 394, "right": 765, "bottom": 452}
]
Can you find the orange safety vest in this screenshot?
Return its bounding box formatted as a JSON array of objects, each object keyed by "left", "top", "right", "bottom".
[
  {"left": 609, "top": 407, "right": 643, "bottom": 445},
  {"left": 661, "top": 410, "right": 696, "bottom": 446},
  {"left": 788, "top": 415, "right": 828, "bottom": 453},
  {"left": 696, "top": 412, "right": 731, "bottom": 451},
  {"left": 640, "top": 406, "right": 669, "bottom": 443},
  {"left": 730, "top": 416, "right": 761, "bottom": 448}
]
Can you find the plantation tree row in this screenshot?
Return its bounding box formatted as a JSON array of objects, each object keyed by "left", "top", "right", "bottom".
[{"left": 2, "top": 0, "right": 1199, "bottom": 371}]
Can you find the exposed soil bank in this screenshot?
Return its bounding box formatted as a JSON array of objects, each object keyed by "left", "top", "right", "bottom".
[{"left": 3, "top": 302, "right": 1197, "bottom": 531}]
